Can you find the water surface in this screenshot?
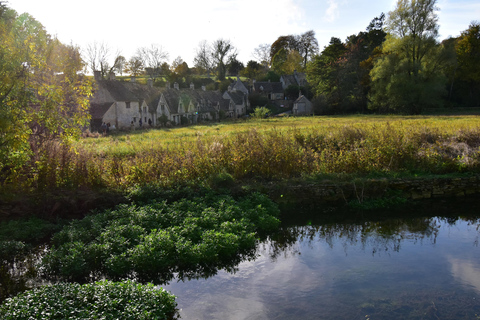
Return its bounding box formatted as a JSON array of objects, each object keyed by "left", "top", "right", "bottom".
[{"left": 164, "top": 206, "right": 480, "bottom": 319}]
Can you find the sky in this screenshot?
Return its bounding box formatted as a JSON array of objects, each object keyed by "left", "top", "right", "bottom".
[{"left": 7, "top": 0, "right": 480, "bottom": 69}]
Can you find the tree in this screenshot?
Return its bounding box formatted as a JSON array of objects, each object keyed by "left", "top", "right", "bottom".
[
  {"left": 125, "top": 56, "right": 144, "bottom": 77},
  {"left": 113, "top": 55, "right": 126, "bottom": 76},
  {"left": 252, "top": 43, "right": 271, "bottom": 68},
  {"left": 455, "top": 22, "right": 480, "bottom": 106},
  {"left": 211, "top": 39, "right": 236, "bottom": 81},
  {"left": 240, "top": 60, "right": 263, "bottom": 79},
  {"left": 298, "top": 30, "right": 319, "bottom": 68},
  {"left": 137, "top": 44, "right": 168, "bottom": 81},
  {"left": 369, "top": 0, "right": 446, "bottom": 114},
  {"left": 193, "top": 40, "right": 212, "bottom": 75},
  {"left": 270, "top": 35, "right": 299, "bottom": 62},
  {"left": 226, "top": 54, "right": 244, "bottom": 76},
  {"left": 0, "top": 6, "right": 92, "bottom": 172}
]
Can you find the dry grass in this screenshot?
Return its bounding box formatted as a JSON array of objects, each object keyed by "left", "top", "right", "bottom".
[{"left": 6, "top": 115, "right": 480, "bottom": 192}]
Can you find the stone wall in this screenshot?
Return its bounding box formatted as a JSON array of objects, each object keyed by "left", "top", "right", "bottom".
[{"left": 268, "top": 176, "right": 480, "bottom": 206}]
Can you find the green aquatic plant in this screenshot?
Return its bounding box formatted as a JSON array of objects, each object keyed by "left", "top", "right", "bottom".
[
  {"left": 0, "top": 280, "right": 177, "bottom": 320},
  {"left": 42, "top": 193, "right": 280, "bottom": 282}
]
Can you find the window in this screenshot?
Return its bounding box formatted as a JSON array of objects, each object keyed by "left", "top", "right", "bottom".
[{"left": 126, "top": 102, "right": 131, "bottom": 108}]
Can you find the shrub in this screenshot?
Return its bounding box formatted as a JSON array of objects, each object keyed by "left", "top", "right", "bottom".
[
  {"left": 253, "top": 107, "right": 270, "bottom": 119},
  {"left": 0, "top": 280, "right": 177, "bottom": 320}
]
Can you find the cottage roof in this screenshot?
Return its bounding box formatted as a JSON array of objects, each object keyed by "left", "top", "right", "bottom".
[
  {"left": 294, "top": 95, "right": 310, "bottom": 104},
  {"left": 253, "top": 81, "right": 283, "bottom": 93},
  {"left": 95, "top": 80, "right": 164, "bottom": 114},
  {"left": 281, "top": 75, "right": 297, "bottom": 87},
  {"left": 225, "top": 91, "right": 245, "bottom": 106},
  {"left": 90, "top": 102, "right": 114, "bottom": 120},
  {"left": 232, "top": 78, "right": 249, "bottom": 94},
  {"left": 97, "top": 80, "right": 139, "bottom": 102},
  {"left": 281, "top": 72, "right": 308, "bottom": 87}
]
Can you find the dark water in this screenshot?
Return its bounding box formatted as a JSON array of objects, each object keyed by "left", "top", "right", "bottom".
[{"left": 164, "top": 204, "right": 480, "bottom": 319}]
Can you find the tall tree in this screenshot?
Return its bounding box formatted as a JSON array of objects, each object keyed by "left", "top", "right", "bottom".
[
  {"left": 306, "top": 37, "right": 347, "bottom": 113},
  {"left": 298, "top": 30, "right": 319, "bottom": 68},
  {"left": 137, "top": 44, "right": 168, "bottom": 81},
  {"left": 270, "top": 35, "right": 299, "bottom": 62},
  {"left": 193, "top": 40, "right": 213, "bottom": 75},
  {"left": 211, "top": 38, "right": 236, "bottom": 81},
  {"left": 369, "top": 0, "right": 446, "bottom": 114},
  {"left": 252, "top": 43, "right": 271, "bottom": 68},
  {"left": 455, "top": 22, "right": 480, "bottom": 107}
]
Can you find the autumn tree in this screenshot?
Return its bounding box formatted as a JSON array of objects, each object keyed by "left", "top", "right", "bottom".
[
  {"left": 125, "top": 56, "right": 144, "bottom": 77},
  {"left": 0, "top": 5, "right": 92, "bottom": 173}
]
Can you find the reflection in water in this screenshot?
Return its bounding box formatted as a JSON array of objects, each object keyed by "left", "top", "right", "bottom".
[
  {"left": 2, "top": 209, "right": 480, "bottom": 319},
  {"left": 165, "top": 215, "right": 480, "bottom": 320},
  {"left": 449, "top": 257, "right": 480, "bottom": 294}
]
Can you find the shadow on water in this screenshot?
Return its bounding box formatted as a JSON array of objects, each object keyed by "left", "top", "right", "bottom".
[{"left": 2, "top": 196, "right": 480, "bottom": 319}]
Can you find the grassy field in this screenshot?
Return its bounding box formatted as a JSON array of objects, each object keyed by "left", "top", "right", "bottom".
[{"left": 6, "top": 114, "right": 480, "bottom": 194}]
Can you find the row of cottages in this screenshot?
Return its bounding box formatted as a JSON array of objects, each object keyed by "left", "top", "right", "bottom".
[{"left": 90, "top": 74, "right": 249, "bottom": 130}]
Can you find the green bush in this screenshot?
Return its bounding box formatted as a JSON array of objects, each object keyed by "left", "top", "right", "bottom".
[
  {"left": 0, "top": 280, "right": 177, "bottom": 320},
  {"left": 42, "top": 193, "right": 280, "bottom": 282},
  {"left": 253, "top": 107, "right": 270, "bottom": 119}
]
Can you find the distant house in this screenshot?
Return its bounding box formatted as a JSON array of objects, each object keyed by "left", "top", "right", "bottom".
[
  {"left": 293, "top": 95, "right": 313, "bottom": 115},
  {"left": 90, "top": 79, "right": 161, "bottom": 130},
  {"left": 90, "top": 73, "right": 250, "bottom": 130},
  {"left": 156, "top": 82, "right": 226, "bottom": 125},
  {"left": 223, "top": 90, "right": 248, "bottom": 118},
  {"left": 280, "top": 70, "right": 308, "bottom": 89},
  {"left": 230, "top": 77, "right": 249, "bottom": 96},
  {"left": 252, "top": 81, "right": 284, "bottom": 101}
]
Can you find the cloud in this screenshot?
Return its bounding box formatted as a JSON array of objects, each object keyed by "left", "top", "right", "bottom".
[{"left": 325, "top": 0, "right": 339, "bottom": 22}]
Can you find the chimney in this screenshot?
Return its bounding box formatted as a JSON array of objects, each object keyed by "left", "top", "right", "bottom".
[
  {"left": 109, "top": 72, "right": 116, "bottom": 81},
  {"left": 130, "top": 76, "right": 136, "bottom": 83},
  {"left": 147, "top": 78, "right": 153, "bottom": 88},
  {"left": 190, "top": 82, "right": 194, "bottom": 90},
  {"left": 174, "top": 82, "right": 179, "bottom": 90},
  {"left": 228, "top": 85, "right": 232, "bottom": 92},
  {"left": 165, "top": 81, "right": 170, "bottom": 89},
  {"left": 94, "top": 71, "right": 102, "bottom": 81}
]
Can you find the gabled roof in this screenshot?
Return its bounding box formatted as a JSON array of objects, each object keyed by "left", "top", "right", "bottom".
[
  {"left": 253, "top": 82, "right": 283, "bottom": 93},
  {"left": 281, "top": 72, "right": 308, "bottom": 87},
  {"left": 294, "top": 95, "right": 310, "bottom": 104},
  {"left": 281, "top": 75, "right": 297, "bottom": 87},
  {"left": 90, "top": 102, "right": 114, "bottom": 120},
  {"left": 162, "top": 88, "right": 225, "bottom": 114},
  {"left": 232, "top": 78, "right": 249, "bottom": 94},
  {"left": 97, "top": 80, "right": 139, "bottom": 102},
  {"left": 225, "top": 91, "right": 245, "bottom": 106}
]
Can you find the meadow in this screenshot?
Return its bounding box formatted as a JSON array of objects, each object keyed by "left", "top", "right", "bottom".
[{"left": 15, "top": 114, "right": 479, "bottom": 194}]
